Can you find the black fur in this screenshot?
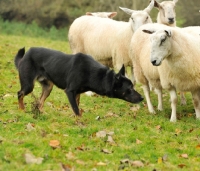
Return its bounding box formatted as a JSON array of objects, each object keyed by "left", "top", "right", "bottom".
[{"left": 15, "top": 47, "right": 143, "bottom": 116}]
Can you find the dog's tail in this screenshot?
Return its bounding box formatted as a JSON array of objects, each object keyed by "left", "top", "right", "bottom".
[{"left": 14, "top": 47, "right": 25, "bottom": 69}]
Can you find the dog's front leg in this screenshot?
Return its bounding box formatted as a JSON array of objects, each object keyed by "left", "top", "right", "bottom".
[
  {"left": 18, "top": 91, "right": 25, "bottom": 110},
  {"left": 65, "top": 90, "right": 81, "bottom": 116},
  {"left": 76, "top": 94, "right": 80, "bottom": 106}
]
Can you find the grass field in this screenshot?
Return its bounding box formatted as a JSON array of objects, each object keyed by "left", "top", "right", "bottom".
[{"left": 0, "top": 33, "right": 200, "bottom": 171}]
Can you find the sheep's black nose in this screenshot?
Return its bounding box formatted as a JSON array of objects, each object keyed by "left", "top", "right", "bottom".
[
  {"left": 151, "top": 60, "right": 157, "bottom": 66},
  {"left": 168, "top": 18, "right": 174, "bottom": 23}
]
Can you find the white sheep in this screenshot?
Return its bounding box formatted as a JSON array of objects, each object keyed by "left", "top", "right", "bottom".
[
  {"left": 154, "top": 0, "right": 187, "bottom": 106},
  {"left": 154, "top": 0, "right": 200, "bottom": 106},
  {"left": 154, "top": 0, "right": 178, "bottom": 26},
  {"left": 130, "top": 23, "right": 200, "bottom": 118},
  {"left": 130, "top": 23, "right": 164, "bottom": 114},
  {"left": 85, "top": 12, "right": 117, "bottom": 18},
  {"left": 68, "top": 0, "right": 154, "bottom": 75},
  {"left": 129, "top": 0, "right": 179, "bottom": 114},
  {"left": 71, "top": 11, "right": 118, "bottom": 97},
  {"left": 154, "top": 1, "right": 200, "bottom": 39},
  {"left": 182, "top": 26, "right": 200, "bottom": 36},
  {"left": 142, "top": 23, "right": 200, "bottom": 122}
]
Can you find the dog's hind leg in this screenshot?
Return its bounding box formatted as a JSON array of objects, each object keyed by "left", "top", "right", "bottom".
[
  {"left": 65, "top": 90, "right": 81, "bottom": 116},
  {"left": 39, "top": 80, "right": 53, "bottom": 111},
  {"left": 18, "top": 79, "right": 35, "bottom": 110},
  {"left": 17, "top": 64, "right": 35, "bottom": 110},
  {"left": 18, "top": 91, "right": 25, "bottom": 110}
]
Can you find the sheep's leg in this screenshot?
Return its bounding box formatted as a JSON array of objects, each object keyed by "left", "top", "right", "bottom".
[
  {"left": 180, "top": 92, "right": 187, "bottom": 105},
  {"left": 130, "top": 66, "right": 136, "bottom": 85},
  {"left": 149, "top": 83, "right": 154, "bottom": 91},
  {"left": 191, "top": 91, "right": 200, "bottom": 120},
  {"left": 142, "top": 85, "right": 155, "bottom": 113},
  {"left": 154, "top": 88, "right": 163, "bottom": 111},
  {"left": 124, "top": 66, "right": 128, "bottom": 76},
  {"left": 169, "top": 88, "right": 177, "bottom": 122}
]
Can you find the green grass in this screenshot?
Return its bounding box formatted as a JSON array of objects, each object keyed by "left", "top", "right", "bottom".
[
  {"left": 0, "top": 18, "right": 68, "bottom": 41},
  {"left": 0, "top": 33, "right": 200, "bottom": 171}
]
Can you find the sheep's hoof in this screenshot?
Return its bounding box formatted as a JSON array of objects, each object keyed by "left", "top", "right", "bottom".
[
  {"left": 149, "top": 110, "right": 156, "bottom": 114},
  {"left": 196, "top": 116, "right": 200, "bottom": 120},
  {"left": 170, "top": 118, "right": 177, "bottom": 122}
]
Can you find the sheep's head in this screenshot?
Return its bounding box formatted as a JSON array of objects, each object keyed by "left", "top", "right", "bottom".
[
  {"left": 119, "top": 0, "right": 154, "bottom": 32},
  {"left": 155, "top": 0, "right": 178, "bottom": 26},
  {"left": 86, "top": 12, "right": 117, "bottom": 19},
  {"left": 143, "top": 29, "right": 172, "bottom": 66}
]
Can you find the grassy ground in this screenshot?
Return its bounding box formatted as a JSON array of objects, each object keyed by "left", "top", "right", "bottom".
[
  {"left": 0, "top": 33, "right": 200, "bottom": 171},
  {"left": 0, "top": 18, "right": 68, "bottom": 41}
]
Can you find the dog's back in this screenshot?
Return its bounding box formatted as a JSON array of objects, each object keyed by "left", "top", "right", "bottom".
[
  {"left": 21, "top": 47, "right": 106, "bottom": 71},
  {"left": 16, "top": 47, "right": 108, "bottom": 89}
]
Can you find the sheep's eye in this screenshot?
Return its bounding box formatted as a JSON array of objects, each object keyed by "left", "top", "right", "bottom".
[
  {"left": 161, "top": 38, "right": 165, "bottom": 43},
  {"left": 145, "top": 16, "right": 148, "bottom": 21},
  {"left": 131, "top": 17, "right": 134, "bottom": 22},
  {"left": 160, "top": 37, "right": 166, "bottom": 45}
]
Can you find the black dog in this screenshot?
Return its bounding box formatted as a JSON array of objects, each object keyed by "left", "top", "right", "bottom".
[{"left": 14, "top": 47, "right": 143, "bottom": 116}]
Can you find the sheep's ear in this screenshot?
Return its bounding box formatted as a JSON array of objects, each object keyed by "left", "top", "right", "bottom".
[
  {"left": 119, "top": 7, "right": 134, "bottom": 16},
  {"left": 118, "top": 64, "right": 125, "bottom": 76},
  {"left": 142, "top": 30, "right": 155, "bottom": 34},
  {"left": 86, "top": 12, "right": 93, "bottom": 16},
  {"left": 154, "top": 0, "right": 160, "bottom": 8},
  {"left": 144, "top": 0, "right": 154, "bottom": 14},
  {"left": 173, "top": 0, "right": 178, "bottom": 4},
  {"left": 165, "top": 30, "right": 171, "bottom": 37},
  {"left": 108, "top": 12, "right": 117, "bottom": 18}
]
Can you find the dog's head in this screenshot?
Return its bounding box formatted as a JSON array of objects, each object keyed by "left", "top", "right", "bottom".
[{"left": 113, "top": 65, "right": 143, "bottom": 103}]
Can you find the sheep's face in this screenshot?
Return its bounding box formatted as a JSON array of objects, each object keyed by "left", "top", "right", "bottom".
[
  {"left": 142, "top": 29, "right": 172, "bottom": 66},
  {"left": 119, "top": 0, "right": 154, "bottom": 31},
  {"left": 155, "top": 0, "right": 178, "bottom": 25},
  {"left": 130, "top": 11, "right": 152, "bottom": 32},
  {"left": 149, "top": 30, "right": 172, "bottom": 66}
]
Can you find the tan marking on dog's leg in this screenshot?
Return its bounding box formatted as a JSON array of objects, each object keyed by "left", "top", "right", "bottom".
[
  {"left": 76, "top": 94, "right": 80, "bottom": 106},
  {"left": 39, "top": 82, "right": 53, "bottom": 111},
  {"left": 19, "top": 95, "right": 25, "bottom": 110},
  {"left": 79, "top": 108, "right": 83, "bottom": 116},
  {"left": 76, "top": 94, "right": 82, "bottom": 116}
]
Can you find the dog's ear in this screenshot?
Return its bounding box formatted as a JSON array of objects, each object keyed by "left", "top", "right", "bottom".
[
  {"left": 118, "top": 64, "right": 125, "bottom": 76},
  {"left": 115, "top": 73, "right": 120, "bottom": 81},
  {"left": 115, "top": 65, "right": 125, "bottom": 82}
]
